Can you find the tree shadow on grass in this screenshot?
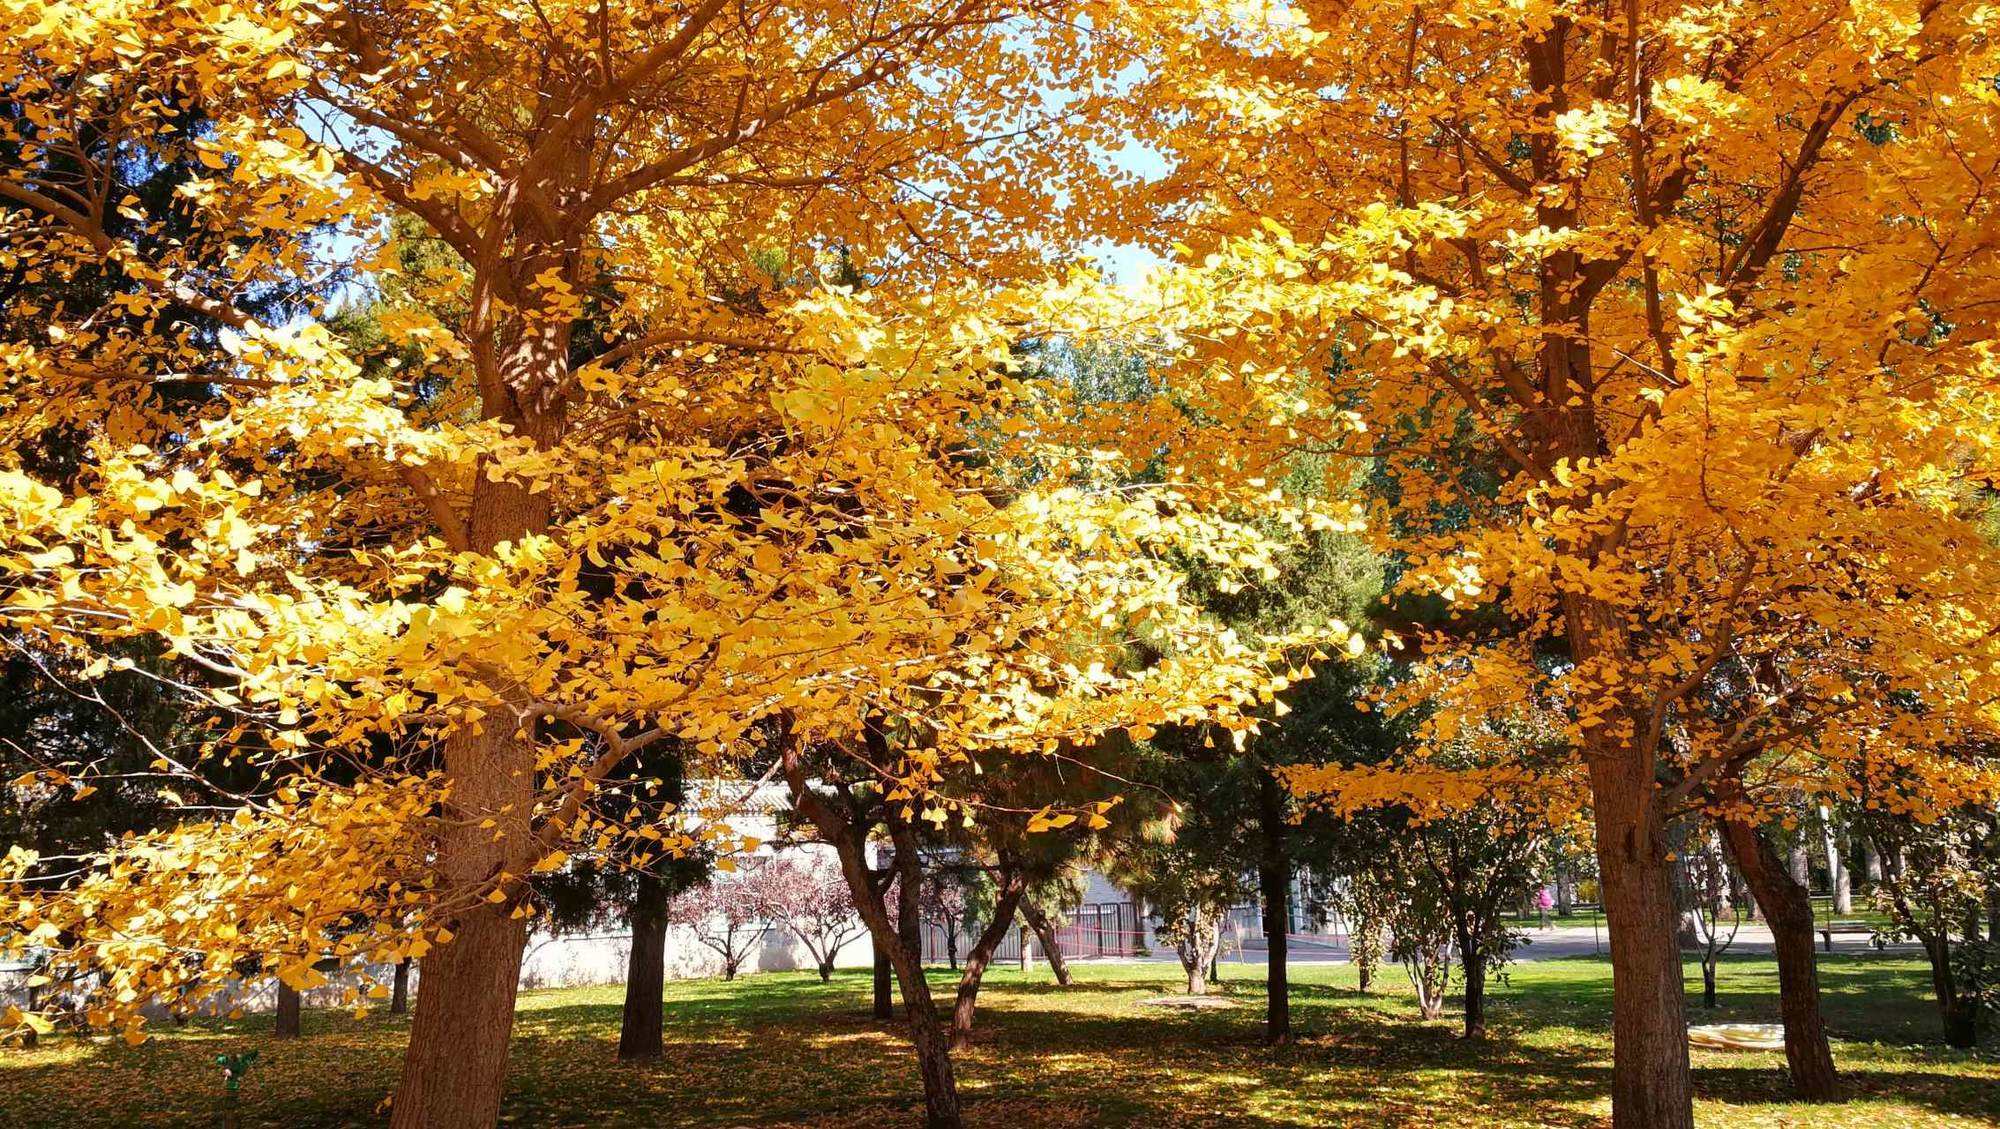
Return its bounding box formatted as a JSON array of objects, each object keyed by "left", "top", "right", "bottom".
[{"left": 6, "top": 956, "right": 1994, "bottom": 1128}]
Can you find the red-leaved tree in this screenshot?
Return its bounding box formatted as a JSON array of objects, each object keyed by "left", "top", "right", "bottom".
[
  {"left": 677, "top": 868, "right": 775, "bottom": 981},
  {"left": 759, "top": 854, "right": 868, "bottom": 982}
]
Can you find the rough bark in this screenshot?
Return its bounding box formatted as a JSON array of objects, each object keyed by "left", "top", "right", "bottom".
[
  {"left": 390, "top": 958, "right": 411, "bottom": 1016},
  {"left": 391, "top": 888, "right": 529, "bottom": 1129},
  {"left": 1593, "top": 797, "right": 1693, "bottom": 1128},
  {"left": 1257, "top": 766, "right": 1292, "bottom": 1045},
  {"left": 390, "top": 322, "right": 563, "bottom": 1127},
  {"left": 949, "top": 869, "right": 1026, "bottom": 1050},
  {"left": 1552, "top": 572, "right": 1696, "bottom": 1129},
  {"left": 1580, "top": 701, "right": 1694, "bottom": 1129},
  {"left": 619, "top": 871, "right": 669, "bottom": 1061},
  {"left": 389, "top": 698, "right": 538, "bottom": 1128},
  {"left": 274, "top": 982, "right": 301, "bottom": 1039},
  {"left": 1718, "top": 815, "right": 1840, "bottom": 1100},
  {"left": 1021, "top": 901, "right": 1071, "bottom": 986}
]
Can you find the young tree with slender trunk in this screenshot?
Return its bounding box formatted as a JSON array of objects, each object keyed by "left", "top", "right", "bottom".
[
  {"left": 783, "top": 739, "right": 967, "bottom": 1129},
  {"left": 1859, "top": 803, "right": 1996, "bottom": 1048},
  {"left": 1710, "top": 797, "right": 1841, "bottom": 1099},
  {"left": 682, "top": 869, "right": 777, "bottom": 982},
  {"left": 1257, "top": 766, "right": 1293, "bottom": 1044},
  {"left": 1332, "top": 880, "right": 1385, "bottom": 995},
  {"left": 779, "top": 699, "right": 1250, "bottom": 1127},
  {"left": 924, "top": 869, "right": 971, "bottom": 973},
  {"left": 760, "top": 853, "right": 868, "bottom": 982},
  {"left": 1109, "top": 829, "right": 1249, "bottom": 998},
  {"left": 1020, "top": 896, "right": 1074, "bottom": 987},
  {"left": 1681, "top": 831, "right": 1743, "bottom": 1010},
  {"left": 933, "top": 740, "right": 1148, "bottom": 1049}
]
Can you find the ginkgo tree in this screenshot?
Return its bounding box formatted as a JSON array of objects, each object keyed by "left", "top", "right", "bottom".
[
  {"left": 1097, "top": 2, "right": 2000, "bottom": 1126},
  {"left": 0, "top": 2, "right": 1332, "bottom": 1127}
]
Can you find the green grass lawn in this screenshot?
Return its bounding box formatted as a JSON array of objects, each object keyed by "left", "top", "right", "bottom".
[{"left": 2, "top": 954, "right": 1995, "bottom": 1127}]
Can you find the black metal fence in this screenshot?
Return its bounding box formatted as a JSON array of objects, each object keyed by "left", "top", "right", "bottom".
[{"left": 919, "top": 901, "right": 1143, "bottom": 964}]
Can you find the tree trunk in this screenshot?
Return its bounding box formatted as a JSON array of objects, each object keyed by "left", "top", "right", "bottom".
[
  {"left": 619, "top": 871, "right": 668, "bottom": 1061},
  {"left": 1258, "top": 766, "right": 1292, "bottom": 1045},
  {"left": 1701, "top": 960, "right": 1716, "bottom": 1009},
  {"left": 1461, "top": 947, "right": 1487, "bottom": 1039},
  {"left": 1585, "top": 736, "right": 1694, "bottom": 1129},
  {"left": 389, "top": 727, "right": 537, "bottom": 1129},
  {"left": 884, "top": 827, "right": 961, "bottom": 1128},
  {"left": 19, "top": 983, "right": 36, "bottom": 1048},
  {"left": 391, "top": 319, "right": 562, "bottom": 1127},
  {"left": 1860, "top": 839, "right": 1882, "bottom": 885},
  {"left": 391, "top": 897, "right": 528, "bottom": 1128},
  {"left": 899, "top": 959, "right": 962, "bottom": 1129},
  {"left": 1409, "top": 953, "right": 1447, "bottom": 1021},
  {"left": 390, "top": 958, "right": 411, "bottom": 1016},
  {"left": 1182, "top": 910, "right": 1211, "bottom": 996},
  {"left": 872, "top": 938, "right": 894, "bottom": 1020},
  {"left": 950, "top": 871, "right": 1025, "bottom": 1050},
  {"left": 787, "top": 759, "right": 962, "bottom": 1129},
  {"left": 1789, "top": 842, "right": 1812, "bottom": 888},
  {"left": 1929, "top": 938, "right": 1979, "bottom": 1048},
  {"left": 1022, "top": 901, "right": 1071, "bottom": 986},
  {"left": 1185, "top": 959, "right": 1207, "bottom": 996},
  {"left": 1717, "top": 814, "right": 1840, "bottom": 1100},
  {"left": 1352, "top": 907, "right": 1376, "bottom": 993},
  {"left": 1819, "top": 807, "right": 1851, "bottom": 914},
  {"left": 274, "top": 982, "right": 301, "bottom": 1039},
  {"left": 1940, "top": 997, "right": 1980, "bottom": 1049}
]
